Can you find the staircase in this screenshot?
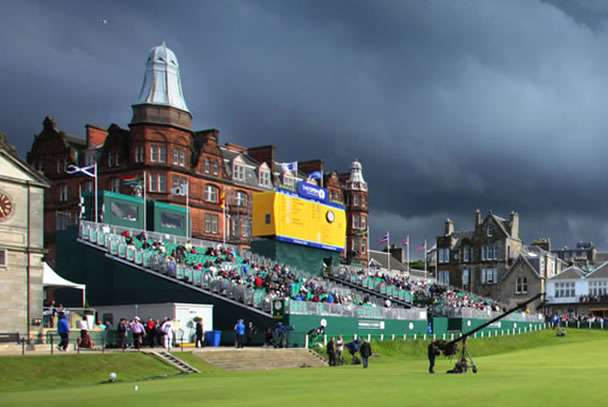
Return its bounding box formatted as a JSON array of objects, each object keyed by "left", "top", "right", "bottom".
[
  {"left": 196, "top": 348, "right": 328, "bottom": 370},
  {"left": 148, "top": 351, "right": 200, "bottom": 373}
]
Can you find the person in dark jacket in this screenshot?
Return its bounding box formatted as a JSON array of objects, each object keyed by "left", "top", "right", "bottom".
[
  {"left": 57, "top": 312, "right": 70, "bottom": 351},
  {"left": 327, "top": 337, "right": 337, "bottom": 366},
  {"left": 195, "top": 318, "right": 204, "bottom": 348},
  {"left": 359, "top": 339, "right": 372, "bottom": 368},
  {"left": 245, "top": 321, "right": 257, "bottom": 346},
  {"left": 428, "top": 338, "right": 440, "bottom": 373}
]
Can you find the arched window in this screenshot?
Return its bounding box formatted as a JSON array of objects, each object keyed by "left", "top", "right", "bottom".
[{"left": 204, "top": 185, "right": 218, "bottom": 202}]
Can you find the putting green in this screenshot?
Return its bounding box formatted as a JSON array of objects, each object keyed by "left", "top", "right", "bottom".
[{"left": 3, "top": 332, "right": 607, "bottom": 407}]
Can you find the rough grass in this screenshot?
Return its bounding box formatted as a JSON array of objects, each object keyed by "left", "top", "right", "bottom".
[
  {"left": 0, "top": 353, "right": 180, "bottom": 392},
  {"left": 3, "top": 328, "right": 608, "bottom": 407}
]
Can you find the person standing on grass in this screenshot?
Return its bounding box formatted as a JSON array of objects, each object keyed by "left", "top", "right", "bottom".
[
  {"left": 245, "top": 321, "right": 257, "bottom": 347},
  {"left": 336, "top": 335, "right": 344, "bottom": 365},
  {"left": 327, "top": 337, "right": 337, "bottom": 366},
  {"left": 57, "top": 312, "right": 70, "bottom": 351},
  {"left": 195, "top": 318, "right": 204, "bottom": 348},
  {"left": 234, "top": 319, "right": 245, "bottom": 348},
  {"left": 428, "top": 338, "right": 440, "bottom": 374},
  {"left": 130, "top": 317, "right": 145, "bottom": 351},
  {"left": 359, "top": 339, "right": 372, "bottom": 369}
]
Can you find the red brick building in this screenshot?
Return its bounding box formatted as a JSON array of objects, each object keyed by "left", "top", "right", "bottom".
[{"left": 26, "top": 43, "right": 369, "bottom": 264}]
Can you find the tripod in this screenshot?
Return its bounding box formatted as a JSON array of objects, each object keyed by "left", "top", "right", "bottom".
[{"left": 457, "top": 339, "right": 478, "bottom": 373}]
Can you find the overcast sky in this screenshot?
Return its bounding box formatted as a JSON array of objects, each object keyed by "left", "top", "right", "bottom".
[{"left": 2, "top": 0, "right": 608, "bottom": 257}]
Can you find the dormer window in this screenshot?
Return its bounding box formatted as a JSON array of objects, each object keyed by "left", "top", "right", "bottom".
[
  {"left": 487, "top": 225, "right": 494, "bottom": 237},
  {"left": 283, "top": 172, "right": 296, "bottom": 188},
  {"left": 259, "top": 163, "right": 271, "bottom": 187},
  {"left": 232, "top": 156, "right": 246, "bottom": 182}
]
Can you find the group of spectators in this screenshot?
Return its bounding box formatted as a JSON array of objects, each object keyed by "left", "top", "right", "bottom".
[{"left": 115, "top": 316, "right": 177, "bottom": 350}]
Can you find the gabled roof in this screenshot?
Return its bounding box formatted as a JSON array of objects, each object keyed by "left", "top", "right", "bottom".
[
  {"left": 487, "top": 213, "right": 511, "bottom": 239},
  {"left": 0, "top": 137, "right": 50, "bottom": 188},
  {"left": 502, "top": 255, "right": 541, "bottom": 282},
  {"left": 450, "top": 231, "right": 474, "bottom": 248},
  {"left": 368, "top": 250, "right": 408, "bottom": 272},
  {"left": 549, "top": 265, "right": 586, "bottom": 281},
  {"left": 585, "top": 261, "right": 608, "bottom": 279}
]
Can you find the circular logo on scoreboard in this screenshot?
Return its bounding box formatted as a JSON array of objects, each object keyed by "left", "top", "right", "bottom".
[
  {"left": 0, "top": 192, "right": 14, "bottom": 222},
  {"left": 326, "top": 210, "right": 335, "bottom": 223},
  {"left": 274, "top": 301, "right": 283, "bottom": 310}
]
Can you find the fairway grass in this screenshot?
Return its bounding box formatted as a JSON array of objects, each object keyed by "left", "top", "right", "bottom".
[{"left": 3, "top": 329, "right": 608, "bottom": 407}]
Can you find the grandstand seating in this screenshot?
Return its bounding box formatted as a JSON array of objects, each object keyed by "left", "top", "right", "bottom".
[{"left": 78, "top": 221, "right": 415, "bottom": 318}]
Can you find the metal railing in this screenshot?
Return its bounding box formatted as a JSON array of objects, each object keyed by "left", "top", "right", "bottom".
[
  {"left": 286, "top": 300, "right": 427, "bottom": 320},
  {"left": 445, "top": 307, "right": 543, "bottom": 322}
]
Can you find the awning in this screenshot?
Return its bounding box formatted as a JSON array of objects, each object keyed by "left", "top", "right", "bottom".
[{"left": 43, "top": 262, "right": 86, "bottom": 307}]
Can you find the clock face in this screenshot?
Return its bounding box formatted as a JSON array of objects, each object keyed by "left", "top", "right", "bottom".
[
  {"left": 326, "top": 210, "right": 335, "bottom": 223},
  {"left": 0, "top": 193, "right": 13, "bottom": 221}
]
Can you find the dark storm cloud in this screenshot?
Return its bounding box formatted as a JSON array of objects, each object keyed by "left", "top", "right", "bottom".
[{"left": 2, "top": 0, "right": 608, "bottom": 254}]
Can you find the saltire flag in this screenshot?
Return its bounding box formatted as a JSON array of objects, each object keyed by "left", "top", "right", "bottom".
[
  {"left": 66, "top": 164, "right": 95, "bottom": 178},
  {"left": 220, "top": 191, "right": 226, "bottom": 209},
  {"left": 355, "top": 230, "right": 368, "bottom": 237},
  {"left": 427, "top": 244, "right": 437, "bottom": 255},
  {"left": 307, "top": 171, "right": 322, "bottom": 180},
  {"left": 281, "top": 161, "right": 298, "bottom": 173},
  {"left": 171, "top": 183, "right": 188, "bottom": 196},
  {"left": 402, "top": 236, "right": 409, "bottom": 247},
  {"left": 416, "top": 241, "right": 426, "bottom": 253},
  {"left": 122, "top": 174, "right": 143, "bottom": 186},
  {"left": 376, "top": 232, "right": 389, "bottom": 245}
]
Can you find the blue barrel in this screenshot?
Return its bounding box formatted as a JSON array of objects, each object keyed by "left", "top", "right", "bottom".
[{"left": 205, "top": 330, "right": 221, "bottom": 347}]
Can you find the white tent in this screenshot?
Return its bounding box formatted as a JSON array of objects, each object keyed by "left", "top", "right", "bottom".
[{"left": 42, "top": 262, "right": 86, "bottom": 307}]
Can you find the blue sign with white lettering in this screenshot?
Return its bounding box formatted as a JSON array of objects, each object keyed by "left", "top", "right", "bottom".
[{"left": 297, "top": 182, "right": 328, "bottom": 203}]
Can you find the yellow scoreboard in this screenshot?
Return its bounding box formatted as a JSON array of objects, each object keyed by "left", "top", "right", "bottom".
[{"left": 252, "top": 188, "right": 346, "bottom": 252}]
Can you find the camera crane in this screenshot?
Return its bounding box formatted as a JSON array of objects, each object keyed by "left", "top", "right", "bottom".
[{"left": 437, "top": 292, "right": 545, "bottom": 373}]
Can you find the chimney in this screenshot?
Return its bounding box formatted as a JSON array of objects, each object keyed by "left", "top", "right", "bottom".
[
  {"left": 510, "top": 211, "right": 519, "bottom": 239},
  {"left": 475, "top": 209, "right": 481, "bottom": 227},
  {"left": 445, "top": 218, "right": 454, "bottom": 236}
]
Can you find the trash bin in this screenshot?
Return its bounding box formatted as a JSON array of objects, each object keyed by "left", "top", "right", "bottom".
[{"left": 205, "top": 330, "right": 221, "bottom": 347}]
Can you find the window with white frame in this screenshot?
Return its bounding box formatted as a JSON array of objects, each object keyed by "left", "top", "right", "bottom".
[
  {"left": 204, "top": 158, "right": 210, "bottom": 173},
  {"left": 487, "top": 225, "right": 494, "bottom": 237},
  {"left": 232, "top": 218, "right": 239, "bottom": 237},
  {"left": 361, "top": 215, "right": 367, "bottom": 230},
  {"left": 516, "top": 277, "right": 528, "bottom": 294},
  {"left": 213, "top": 160, "right": 219, "bottom": 175},
  {"left": 259, "top": 169, "right": 271, "bottom": 187},
  {"left": 439, "top": 270, "right": 450, "bottom": 285},
  {"left": 354, "top": 195, "right": 360, "bottom": 206},
  {"left": 159, "top": 146, "right": 166, "bottom": 163},
  {"left": 135, "top": 146, "right": 144, "bottom": 163},
  {"left": 0, "top": 249, "right": 6, "bottom": 267},
  {"left": 180, "top": 151, "right": 185, "bottom": 166},
  {"left": 438, "top": 248, "right": 450, "bottom": 264},
  {"left": 353, "top": 214, "right": 360, "bottom": 229},
  {"left": 63, "top": 159, "right": 68, "bottom": 171},
  {"left": 589, "top": 281, "right": 607, "bottom": 296},
  {"left": 150, "top": 146, "right": 157, "bottom": 162},
  {"left": 108, "top": 152, "right": 114, "bottom": 167},
  {"left": 233, "top": 162, "right": 246, "bottom": 181},
  {"left": 115, "top": 152, "right": 120, "bottom": 166},
  {"left": 110, "top": 178, "right": 120, "bottom": 193},
  {"left": 235, "top": 191, "right": 247, "bottom": 207},
  {"left": 482, "top": 246, "right": 498, "bottom": 261},
  {"left": 59, "top": 184, "right": 69, "bottom": 201},
  {"left": 283, "top": 172, "right": 296, "bottom": 188},
  {"left": 148, "top": 174, "right": 166, "bottom": 192},
  {"left": 463, "top": 269, "right": 469, "bottom": 285},
  {"left": 204, "top": 185, "right": 218, "bottom": 202},
  {"left": 463, "top": 247, "right": 470, "bottom": 263},
  {"left": 482, "top": 268, "right": 498, "bottom": 284},
  {"left": 362, "top": 196, "right": 366, "bottom": 207},
  {"left": 205, "top": 214, "right": 218, "bottom": 234},
  {"left": 173, "top": 149, "right": 179, "bottom": 165}
]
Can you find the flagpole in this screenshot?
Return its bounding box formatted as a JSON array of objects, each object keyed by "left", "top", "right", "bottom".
[
  {"left": 186, "top": 182, "right": 190, "bottom": 239},
  {"left": 94, "top": 162, "right": 98, "bottom": 224},
  {"left": 387, "top": 232, "right": 391, "bottom": 274},
  {"left": 143, "top": 171, "right": 147, "bottom": 232},
  {"left": 407, "top": 235, "right": 410, "bottom": 274},
  {"left": 222, "top": 197, "right": 226, "bottom": 246},
  {"left": 366, "top": 225, "right": 370, "bottom": 269},
  {"left": 78, "top": 184, "right": 82, "bottom": 220},
  {"left": 424, "top": 240, "right": 427, "bottom": 280}
]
